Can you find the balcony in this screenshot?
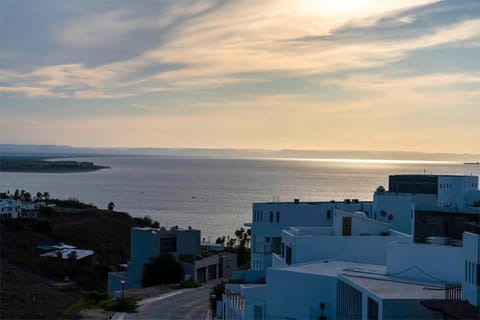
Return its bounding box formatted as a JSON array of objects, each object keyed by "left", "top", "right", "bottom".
[{"left": 254, "top": 242, "right": 272, "bottom": 254}]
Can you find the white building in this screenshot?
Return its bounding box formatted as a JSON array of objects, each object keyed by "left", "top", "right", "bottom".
[
  {"left": 249, "top": 200, "right": 374, "bottom": 271},
  {"left": 273, "top": 210, "right": 411, "bottom": 268},
  {"left": 374, "top": 174, "right": 479, "bottom": 235},
  {"left": 223, "top": 174, "right": 480, "bottom": 319},
  {"left": 462, "top": 228, "right": 480, "bottom": 307},
  {"left": 0, "top": 199, "right": 21, "bottom": 219}
]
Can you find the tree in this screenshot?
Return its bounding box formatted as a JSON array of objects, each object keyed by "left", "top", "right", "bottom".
[
  {"left": 43, "top": 192, "right": 50, "bottom": 201},
  {"left": 36, "top": 192, "right": 43, "bottom": 201},
  {"left": 23, "top": 192, "right": 32, "bottom": 202},
  {"left": 151, "top": 221, "right": 160, "bottom": 228},
  {"left": 108, "top": 202, "right": 115, "bottom": 211},
  {"left": 142, "top": 253, "right": 183, "bottom": 287},
  {"left": 210, "top": 281, "right": 225, "bottom": 313}
]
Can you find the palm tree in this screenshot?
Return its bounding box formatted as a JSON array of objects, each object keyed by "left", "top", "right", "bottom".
[
  {"left": 23, "top": 192, "right": 32, "bottom": 202},
  {"left": 108, "top": 202, "right": 115, "bottom": 211},
  {"left": 36, "top": 192, "right": 43, "bottom": 202},
  {"left": 43, "top": 192, "right": 50, "bottom": 201}
]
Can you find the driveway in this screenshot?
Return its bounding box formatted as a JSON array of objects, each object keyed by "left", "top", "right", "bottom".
[{"left": 123, "top": 283, "right": 214, "bottom": 320}]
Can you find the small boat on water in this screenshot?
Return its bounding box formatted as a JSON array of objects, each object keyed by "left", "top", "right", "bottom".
[{"left": 464, "top": 161, "right": 480, "bottom": 165}]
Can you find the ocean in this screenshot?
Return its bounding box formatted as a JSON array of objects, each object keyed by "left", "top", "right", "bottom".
[{"left": 1, "top": 156, "right": 479, "bottom": 240}]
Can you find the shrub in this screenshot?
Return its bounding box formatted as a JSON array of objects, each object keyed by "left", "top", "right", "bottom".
[
  {"left": 209, "top": 282, "right": 225, "bottom": 313},
  {"left": 142, "top": 253, "right": 183, "bottom": 287},
  {"left": 180, "top": 279, "right": 201, "bottom": 288}
]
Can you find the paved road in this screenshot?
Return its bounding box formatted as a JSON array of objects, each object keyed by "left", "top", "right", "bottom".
[{"left": 125, "top": 284, "right": 213, "bottom": 320}]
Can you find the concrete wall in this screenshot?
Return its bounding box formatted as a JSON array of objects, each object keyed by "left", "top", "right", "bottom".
[
  {"left": 373, "top": 193, "right": 414, "bottom": 234},
  {"left": 386, "top": 242, "right": 463, "bottom": 283},
  {"left": 462, "top": 232, "right": 480, "bottom": 306},
  {"left": 127, "top": 228, "right": 162, "bottom": 286},
  {"left": 176, "top": 229, "right": 201, "bottom": 255},
  {"left": 251, "top": 201, "right": 373, "bottom": 270},
  {"left": 219, "top": 252, "right": 237, "bottom": 279},
  {"left": 465, "top": 190, "right": 480, "bottom": 208},
  {"left": 232, "top": 269, "right": 266, "bottom": 283},
  {"left": 438, "top": 176, "right": 478, "bottom": 208},
  {"left": 223, "top": 284, "right": 266, "bottom": 320},
  {"left": 282, "top": 234, "right": 409, "bottom": 265},
  {"left": 333, "top": 210, "right": 390, "bottom": 236},
  {"left": 266, "top": 268, "right": 337, "bottom": 320}
]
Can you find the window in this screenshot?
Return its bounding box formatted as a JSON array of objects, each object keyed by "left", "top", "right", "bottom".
[
  {"left": 477, "top": 264, "right": 480, "bottom": 286},
  {"left": 327, "top": 210, "right": 331, "bottom": 219},
  {"left": 281, "top": 243, "right": 285, "bottom": 257},
  {"left": 276, "top": 211, "right": 280, "bottom": 222},
  {"left": 269, "top": 211, "right": 273, "bottom": 222},
  {"left": 367, "top": 297, "right": 379, "bottom": 320},
  {"left": 285, "top": 246, "right": 292, "bottom": 265}
]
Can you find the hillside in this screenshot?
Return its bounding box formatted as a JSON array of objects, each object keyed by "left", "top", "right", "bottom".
[{"left": 0, "top": 207, "right": 152, "bottom": 319}]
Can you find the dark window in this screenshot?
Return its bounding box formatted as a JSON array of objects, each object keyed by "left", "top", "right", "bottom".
[
  {"left": 269, "top": 211, "right": 273, "bottom": 222},
  {"left": 342, "top": 216, "right": 352, "bottom": 236},
  {"left": 389, "top": 175, "right": 438, "bottom": 195},
  {"left": 367, "top": 297, "right": 379, "bottom": 320},
  {"left": 285, "top": 246, "right": 292, "bottom": 265},
  {"left": 281, "top": 243, "right": 285, "bottom": 257},
  {"left": 477, "top": 264, "right": 480, "bottom": 286},
  {"left": 327, "top": 210, "right": 331, "bottom": 219},
  {"left": 266, "top": 237, "right": 270, "bottom": 242},
  {"left": 276, "top": 211, "right": 280, "bottom": 222}
]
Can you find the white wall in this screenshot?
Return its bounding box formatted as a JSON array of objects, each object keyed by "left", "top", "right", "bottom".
[
  {"left": 373, "top": 193, "right": 414, "bottom": 234},
  {"left": 386, "top": 242, "right": 463, "bottom": 283},
  {"left": 223, "top": 284, "right": 266, "bottom": 320},
  {"left": 266, "top": 268, "right": 337, "bottom": 320},
  {"left": 462, "top": 232, "right": 480, "bottom": 306},
  {"left": 283, "top": 234, "right": 409, "bottom": 265},
  {"left": 250, "top": 201, "right": 373, "bottom": 270},
  {"left": 333, "top": 210, "right": 390, "bottom": 236},
  {"left": 438, "top": 176, "right": 478, "bottom": 208}
]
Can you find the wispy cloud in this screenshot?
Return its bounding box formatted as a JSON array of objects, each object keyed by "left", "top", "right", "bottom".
[{"left": 4, "top": 0, "right": 467, "bottom": 98}]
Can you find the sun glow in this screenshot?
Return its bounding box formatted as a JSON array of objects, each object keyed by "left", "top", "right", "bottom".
[{"left": 309, "top": 0, "right": 370, "bottom": 13}]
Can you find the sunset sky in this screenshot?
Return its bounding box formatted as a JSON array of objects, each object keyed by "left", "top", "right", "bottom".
[{"left": 1, "top": 0, "right": 479, "bottom": 153}]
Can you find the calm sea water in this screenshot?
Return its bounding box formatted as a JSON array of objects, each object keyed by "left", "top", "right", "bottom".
[{"left": 1, "top": 156, "right": 479, "bottom": 240}]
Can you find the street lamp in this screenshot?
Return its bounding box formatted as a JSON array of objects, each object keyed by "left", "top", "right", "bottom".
[{"left": 121, "top": 280, "right": 125, "bottom": 300}]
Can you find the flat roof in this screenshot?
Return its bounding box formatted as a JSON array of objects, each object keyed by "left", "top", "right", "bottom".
[
  {"left": 340, "top": 273, "right": 446, "bottom": 300},
  {"left": 390, "top": 174, "right": 477, "bottom": 178},
  {"left": 254, "top": 200, "right": 373, "bottom": 205},
  {"left": 270, "top": 260, "right": 386, "bottom": 278},
  {"left": 41, "top": 248, "right": 94, "bottom": 260}
]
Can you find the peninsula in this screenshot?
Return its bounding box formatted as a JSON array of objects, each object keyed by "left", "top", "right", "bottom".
[{"left": 0, "top": 156, "right": 110, "bottom": 173}]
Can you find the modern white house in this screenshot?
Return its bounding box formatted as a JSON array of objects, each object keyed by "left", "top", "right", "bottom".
[
  {"left": 249, "top": 200, "right": 374, "bottom": 271},
  {"left": 273, "top": 210, "right": 411, "bottom": 268},
  {"left": 223, "top": 174, "right": 480, "bottom": 319},
  {"left": 0, "top": 198, "right": 56, "bottom": 219},
  {"left": 373, "top": 174, "right": 479, "bottom": 235},
  {"left": 0, "top": 199, "right": 21, "bottom": 219}
]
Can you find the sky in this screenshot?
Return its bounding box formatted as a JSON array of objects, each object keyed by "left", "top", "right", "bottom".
[{"left": 1, "top": 0, "right": 479, "bottom": 154}]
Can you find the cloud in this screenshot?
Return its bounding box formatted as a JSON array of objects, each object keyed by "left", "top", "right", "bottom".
[{"left": 1, "top": 0, "right": 479, "bottom": 100}]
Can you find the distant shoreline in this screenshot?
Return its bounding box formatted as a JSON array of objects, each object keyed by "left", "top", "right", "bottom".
[{"left": 0, "top": 156, "right": 110, "bottom": 173}]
